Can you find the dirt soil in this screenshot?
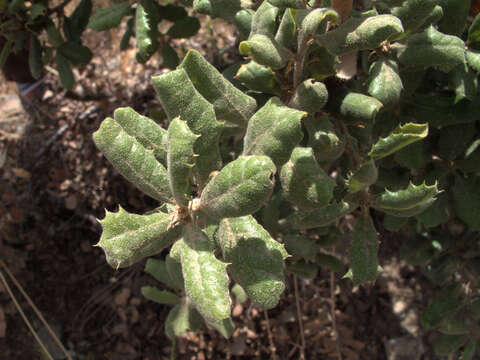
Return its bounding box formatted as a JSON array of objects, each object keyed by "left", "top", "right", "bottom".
[{"left": 0, "top": 16, "right": 441, "bottom": 360}]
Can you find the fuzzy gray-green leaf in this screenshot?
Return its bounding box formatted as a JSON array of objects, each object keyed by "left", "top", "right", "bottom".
[
  {"left": 135, "top": 0, "right": 159, "bottom": 64},
  {"left": 373, "top": 182, "right": 439, "bottom": 217},
  {"left": 165, "top": 302, "right": 203, "bottom": 340},
  {"left": 316, "top": 14, "right": 403, "bottom": 55},
  {"left": 243, "top": 97, "right": 306, "bottom": 168},
  {"left": 348, "top": 212, "right": 379, "bottom": 286},
  {"left": 167, "top": 118, "right": 198, "bottom": 207},
  {"left": 199, "top": 155, "right": 276, "bottom": 220},
  {"left": 88, "top": 1, "right": 130, "bottom": 31},
  {"left": 141, "top": 286, "right": 180, "bottom": 304},
  {"left": 280, "top": 147, "right": 335, "bottom": 210},
  {"left": 285, "top": 201, "right": 355, "bottom": 230},
  {"left": 369, "top": 123, "right": 428, "bottom": 159},
  {"left": 290, "top": 79, "right": 328, "bottom": 114},
  {"left": 179, "top": 225, "right": 231, "bottom": 323},
  {"left": 305, "top": 116, "right": 345, "bottom": 162},
  {"left": 347, "top": 160, "right": 378, "bottom": 193},
  {"left": 391, "top": 0, "right": 440, "bottom": 34},
  {"left": 218, "top": 215, "right": 288, "bottom": 309},
  {"left": 93, "top": 117, "right": 173, "bottom": 203},
  {"left": 152, "top": 68, "right": 223, "bottom": 188},
  {"left": 239, "top": 34, "right": 293, "bottom": 70},
  {"left": 339, "top": 92, "right": 383, "bottom": 122},
  {"left": 235, "top": 61, "right": 280, "bottom": 95},
  {"left": 367, "top": 58, "right": 403, "bottom": 106},
  {"left": 145, "top": 258, "right": 181, "bottom": 289},
  {"left": 97, "top": 207, "right": 182, "bottom": 269},
  {"left": 180, "top": 49, "right": 257, "bottom": 127},
  {"left": 114, "top": 107, "right": 168, "bottom": 166}
]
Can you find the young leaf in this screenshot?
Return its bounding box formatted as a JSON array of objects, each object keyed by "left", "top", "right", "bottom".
[
  {"left": 453, "top": 175, "right": 480, "bottom": 230},
  {"left": 280, "top": 147, "right": 336, "bottom": 210},
  {"left": 284, "top": 201, "right": 355, "bottom": 230},
  {"left": 141, "top": 286, "right": 180, "bottom": 304},
  {"left": 239, "top": 34, "right": 293, "bottom": 70},
  {"left": 135, "top": 0, "right": 159, "bottom": 64},
  {"left": 199, "top": 155, "right": 276, "bottom": 220},
  {"left": 243, "top": 97, "right": 306, "bottom": 168},
  {"left": 369, "top": 123, "right": 428, "bottom": 159},
  {"left": 113, "top": 107, "right": 168, "bottom": 166},
  {"left": 88, "top": 1, "right": 130, "bottom": 31},
  {"left": 179, "top": 225, "right": 232, "bottom": 323},
  {"left": 165, "top": 302, "right": 203, "bottom": 340},
  {"left": 152, "top": 68, "right": 223, "bottom": 188},
  {"left": 28, "top": 36, "right": 43, "bottom": 80},
  {"left": 97, "top": 207, "right": 182, "bottom": 269},
  {"left": 367, "top": 58, "right": 403, "bottom": 106},
  {"left": 289, "top": 79, "right": 328, "bottom": 113},
  {"left": 55, "top": 52, "right": 74, "bottom": 90},
  {"left": 396, "top": 26, "right": 466, "bottom": 72},
  {"left": 167, "top": 118, "right": 198, "bottom": 207},
  {"left": 372, "top": 182, "right": 439, "bottom": 217},
  {"left": 231, "top": 284, "right": 248, "bottom": 304},
  {"left": 145, "top": 258, "right": 181, "bottom": 289},
  {"left": 180, "top": 49, "right": 257, "bottom": 127},
  {"left": 235, "top": 61, "right": 280, "bottom": 95},
  {"left": 93, "top": 117, "right": 173, "bottom": 203},
  {"left": 338, "top": 92, "right": 383, "bottom": 123},
  {"left": 348, "top": 212, "right": 379, "bottom": 286},
  {"left": 347, "top": 160, "right": 378, "bottom": 193},
  {"left": 218, "top": 215, "right": 288, "bottom": 309},
  {"left": 316, "top": 14, "right": 403, "bottom": 55}
]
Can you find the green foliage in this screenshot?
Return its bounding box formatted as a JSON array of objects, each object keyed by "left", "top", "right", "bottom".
[{"left": 90, "top": 2, "right": 480, "bottom": 357}]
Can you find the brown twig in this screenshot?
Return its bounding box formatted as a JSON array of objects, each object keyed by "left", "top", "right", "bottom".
[
  {"left": 293, "top": 274, "right": 306, "bottom": 360},
  {"left": 264, "top": 310, "right": 278, "bottom": 360}
]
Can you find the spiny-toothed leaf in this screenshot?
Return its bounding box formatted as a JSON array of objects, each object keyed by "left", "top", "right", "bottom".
[
  {"left": 283, "top": 234, "right": 320, "bottom": 261},
  {"left": 348, "top": 212, "right": 379, "bottom": 286},
  {"left": 250, "top": 1, "right": 280, "bottom": 37},
  {"left": 55, "top": 52, "right": 74, "bottom": 90},
  {"left": 438, "top": 0, "right": 470, "bottom": 36},
  {"left": 239, "top": 34, "right": 293, "bottom": 70},
  {"left": 136, "top": 0, "right": 159, "bottom": 64},
  {"left": 391, "top": 0, "right": 440, "bottom": 34},
  {"left": 165, "top": 301, "right": 203, "bottom": 341},
  {"left": 347, "top": 160, "right": 378, "bottom": 194},
  {"left": 114, "top": 107, "right": 168, "bottom": 166},
  {"left": 167, "top": 118, "right": 198, "bottom": 207},
  {"left": 268, "top": 0, "right": 306, "bottom": 8},
  {"left": 438, "top": 319, "right": 471, "bottom": 335},
  {"left": 396, "top": 26, "right": 465, "bottom": 72},
  {"left": 286, "top": 260, "right": 318, "bottom": 279},
  {"left": 179, "top": 225, "right": 231, "bottom": 323},
  {"left": 28, "top": 36, "right": 43, "bottom": 80},
  {"left": 275, "top": 8, "right": 297, "bottom": 49},
  {"left": 280, "top": 147, "right": 336, "bottom": 210},
  {"left": 152, "top": 68, "right": 223, "bottom": 188},
  {"left": 97, "top": 207, "right": 182, "bottom": 269},
  {"left": 88, "top": 1, "right": 130, "bottom": 31},
  {"left": 58, "top": 41, "right": 93, "bottom": 66},
  {"left": 180, "top": 50, "right": 257, "bottom": 127},
  {"left": 316, "top": 14, "right": 403, "bottom": 55},
  {"left": 284, "top": 201, "right": 355, "bottom": 230},
  {"left": 305, "top": 116, "right": 345, "bottom": 162},
  {"left": 467, "top": 13, "right": 480, "bottom": 45},
  {"left": 338, "top": 92, "right": 383, "bottom": 123},
  {"left": 316, "top": 253, "right": 343, "bottom": 272},
  {"left": 218, "top": 216, "right": 288, "bottom": 309},
  {"left": 422, "top": 284, "right": 461, "bottom": 331},
  {"left": 434, "top": 334, "right": 468, "bottom": 356},
  {"left": 166, "top": 254, "right": 185, "bottom": 290},
  {"left": 141, "top": 286, "right": 180, "bottom": 304},
  {"left": 453, "top": 175, "right": 480, "bottom": 230},
  {"left": 235, "top": 9, "right": 254, "bottom": 38},
  {"left": 235, "top": 61, "right": 280, "bottom": 95},
  {"left": 93, "top": 117, "right": 173, "bottom": 203},
  {"left": 199, "top": 156, "right": 276, "bottom": 220},
  {"left": 231, "top": 284, "right": 248, "bottom": 304},
  {"left": 290, "top": 79, "right": 328, "bottom": 113},
  {"left": 460, "top": 340, "right": 476, "bottom": 360},
  {"left": 367, "top": 58, "right": 403, "bottom": 106},
  {"left": 372, "top": 182, "right": 439, "bottom": 217},
  {"left": 243, "top": 97, "right": 306, "bottom": 168},
  {"left": 145, "top": 258, "right": 180, "bottom": 289},
  {"left": 167, "top": 16, "right": 200, "bottom": 39},
  {"left": 466, "top": 50, "right": 480, "bottom": 72},
  {"left": 448, "top": 64, "right": 478, "bottom": 102},
  {"left": 369, "top": 123, "right": 428, "bottom": 159}
]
